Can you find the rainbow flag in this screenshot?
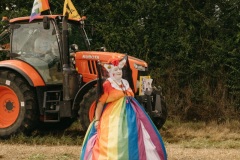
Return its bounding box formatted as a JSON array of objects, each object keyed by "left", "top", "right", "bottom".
[{"left": 29, "top": 0, "right": 50, "bottom": 22}]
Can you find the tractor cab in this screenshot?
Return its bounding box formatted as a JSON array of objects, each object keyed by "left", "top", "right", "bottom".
[{"left": 8, "top": 15, "right": 90, "bottom": 84}]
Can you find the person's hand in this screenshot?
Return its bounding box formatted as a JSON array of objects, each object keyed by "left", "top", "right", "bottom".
[{"left": 94, "top": 120, "right": 100, "bottom": 129}]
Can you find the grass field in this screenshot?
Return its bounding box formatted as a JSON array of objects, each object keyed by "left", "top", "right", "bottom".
[
  {"left": 1, "top": 120, "right": 239, "bottom": 159},
  {"left": 162, "top": 120, "right": 240, "bottom": 149}
]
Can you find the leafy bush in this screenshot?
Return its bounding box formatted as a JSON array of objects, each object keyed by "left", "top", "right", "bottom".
[{"left": 0, "top": 0, "right": 239, "bottom": 121}]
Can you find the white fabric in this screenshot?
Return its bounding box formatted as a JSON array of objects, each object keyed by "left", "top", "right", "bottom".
[
  {"left": 141, "top": 121, "right": 161, "bottom": 160},
  {"left": 107, "top": 78, "right": 130, "bottom": 91}
]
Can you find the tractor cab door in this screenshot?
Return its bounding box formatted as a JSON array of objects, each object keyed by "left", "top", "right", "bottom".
[{"left": 11, "top": 20, "right": 62, "bottom": 84}]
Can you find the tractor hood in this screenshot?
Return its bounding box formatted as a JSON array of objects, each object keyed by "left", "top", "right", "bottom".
[{"left": 75, "top": 51, "right": 148, "bottom": 67}]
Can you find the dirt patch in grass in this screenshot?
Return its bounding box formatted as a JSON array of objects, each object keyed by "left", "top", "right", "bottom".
[
  {"left": 166, "top": 143, "right": 239, "bottom": 160},
  {"left": 0, "top": 143, "right": 240, "bottom": 160},
  {"left": 0, "top": 143, "right": 79, "bottom": 160}
]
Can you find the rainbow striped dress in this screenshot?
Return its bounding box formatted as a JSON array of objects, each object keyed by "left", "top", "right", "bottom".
[{"left": 80, "top": 78, "right": 167, "bottom": 160}]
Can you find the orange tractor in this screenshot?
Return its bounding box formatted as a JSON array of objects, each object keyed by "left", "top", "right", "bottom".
[{"left": 0, "top": 15, "right": 167, "bottom": 138}]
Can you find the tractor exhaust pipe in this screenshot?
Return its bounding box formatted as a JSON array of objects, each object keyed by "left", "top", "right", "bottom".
[
  {"left": 62, "top": 15, "right": 70, "bottom": 67},
  {"left": 62, "top": 15, "right": 71, "bottom": 101}
]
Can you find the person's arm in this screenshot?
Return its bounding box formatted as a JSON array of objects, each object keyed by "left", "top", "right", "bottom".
[
  {"left": 94, "top": 101, "right": 104, "bottom": 129},
  {"left": 94, "top": 81, "right": 109, "bottom": 128},
  {"left": 95, "top": 101, "right": 104, "bottom": 121}
]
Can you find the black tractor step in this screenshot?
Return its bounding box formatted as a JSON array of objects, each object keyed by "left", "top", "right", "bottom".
[{"left": 43, "top": 90, "right": 61, "bottom": 122}]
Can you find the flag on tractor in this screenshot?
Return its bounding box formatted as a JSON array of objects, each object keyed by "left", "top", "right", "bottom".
[
  {"left": 29, "top": 0, "right": 50, "bottom": 22},
  {"left": 63, "top": 0, "right": 81, "bottom": 19}
]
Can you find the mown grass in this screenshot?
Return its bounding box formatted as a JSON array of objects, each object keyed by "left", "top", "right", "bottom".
[
  {"left": 1, "top": 120, "right": 239, "bottom": 149},
  {"left": 0, "top": 122, "right": 85, "bottom": 146},
  {"left": 161, "top": 119, "right": 240, "bottom": 149}
]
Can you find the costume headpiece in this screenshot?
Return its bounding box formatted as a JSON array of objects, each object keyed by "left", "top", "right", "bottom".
[{"left": 103, "top": 56, "right": 127, "bottom": 73}]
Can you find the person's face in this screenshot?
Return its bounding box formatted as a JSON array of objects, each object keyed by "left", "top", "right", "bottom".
[{"left": 110, "top": 66, "right": 122, "bottom": 81}]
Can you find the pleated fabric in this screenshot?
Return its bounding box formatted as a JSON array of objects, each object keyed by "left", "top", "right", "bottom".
[{"left": 80, "top": 96, "right": 167, "bottom": 160}]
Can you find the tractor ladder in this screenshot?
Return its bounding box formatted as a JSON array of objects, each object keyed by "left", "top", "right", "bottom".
[{"left": 43, "top": 90, "right": 61, "bottom": 122}]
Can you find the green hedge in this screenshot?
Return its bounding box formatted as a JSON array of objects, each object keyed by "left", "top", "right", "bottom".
[{"left": 0, "top": 0, "right": 239, "bottom": 121}]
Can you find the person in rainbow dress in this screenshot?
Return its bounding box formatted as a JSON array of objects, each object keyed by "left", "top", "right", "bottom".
[{"left": 80, "top": 56, "right": 167, "bottom": 160}]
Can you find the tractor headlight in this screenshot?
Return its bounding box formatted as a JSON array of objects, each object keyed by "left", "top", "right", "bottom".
[{"left": 134, "top": 63, "right": 146, "bottom": 71}]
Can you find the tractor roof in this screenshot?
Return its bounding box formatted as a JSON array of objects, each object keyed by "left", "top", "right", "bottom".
[{"left": 9, "top": 15, "right": 85, "bottom": 23}]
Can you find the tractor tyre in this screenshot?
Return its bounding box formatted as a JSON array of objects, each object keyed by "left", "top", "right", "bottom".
[
  {"left": 0, "top": 69, "right": 38, "bottom": 138},
  {"left": 78, "top": 87, "right": 97, "bottom": 131},
  {"left": 152, "top": 95, "right": 168, "bottom": 129}
]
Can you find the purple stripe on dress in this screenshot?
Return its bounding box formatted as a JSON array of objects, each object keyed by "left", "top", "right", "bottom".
[
  {"left": 84, "top": 134, "right": 97, "bottom": 160},
  {"left": 130, "top": 99, "right": 165, "bottom": 159},
  {"left": 130, "top": 100, "right": 146, "bottom": 160}
]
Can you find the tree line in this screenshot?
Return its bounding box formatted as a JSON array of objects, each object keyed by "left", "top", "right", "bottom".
[{"left": 0, "top": 0, "right": 240, "bottom": 122}]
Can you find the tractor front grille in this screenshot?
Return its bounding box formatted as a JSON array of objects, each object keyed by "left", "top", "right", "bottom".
[{"left": 87, "top": 60, "right": 98, "bottom": 75}]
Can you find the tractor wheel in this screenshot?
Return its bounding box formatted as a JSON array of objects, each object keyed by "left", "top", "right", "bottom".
[
  {"left": 78, "top": 87, "right": 97, "bottom": 131},
  {"left": 152, "top": 95, "right": 168, "bottom": 129},
  {"left": 0, "top": 70, "right": 38, "bottom": 138}
]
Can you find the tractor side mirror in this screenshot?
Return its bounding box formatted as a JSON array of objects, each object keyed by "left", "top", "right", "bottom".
[
  {"left": 1, "top": 16, "right": 9, "bottom": 22},
  {"left": 43, "top": 16, "right": 50, "bottom": 30}
]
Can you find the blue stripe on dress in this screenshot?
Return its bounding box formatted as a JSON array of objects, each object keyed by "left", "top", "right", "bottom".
[
  {"left": 126, "top": 97, "right": 139, "bottom": 160},
  {"left": 80, "top": 122, "right": 96, "bottom": 160}
]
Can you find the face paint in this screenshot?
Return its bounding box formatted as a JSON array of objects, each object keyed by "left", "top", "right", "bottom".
[
  {"left": 103, "top": 56, "right": 127, "bottom": 83},
  {"left": 110, "top": 66, "right": 122, "bottom": 82}
]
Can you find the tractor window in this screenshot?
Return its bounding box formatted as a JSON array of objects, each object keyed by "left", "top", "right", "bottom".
[
  {"left": 12, "top": 21, "right": 62, "bottom": 84},
  {"left": 0, "top": 27, "right": 10, "bottom": 60},
  {"left": 12, "top": 23, "right": 55, "bottom": 54},
  {"left": 67, "top": 22, "right": 90, "bottom": 51}
]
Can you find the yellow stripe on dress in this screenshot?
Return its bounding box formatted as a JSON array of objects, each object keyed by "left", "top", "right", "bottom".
[{"left": 107, "top": 97, "right": 124, "bottom": 159}]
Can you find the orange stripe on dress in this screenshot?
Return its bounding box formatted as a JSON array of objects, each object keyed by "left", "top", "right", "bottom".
[{"left": 96, "top": 103, "right": 112, "bottom": 159}]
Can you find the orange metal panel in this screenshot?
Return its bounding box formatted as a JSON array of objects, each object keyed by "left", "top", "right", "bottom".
[{"left": 0, "top": 60, "right": 45, "bottom": 86}]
